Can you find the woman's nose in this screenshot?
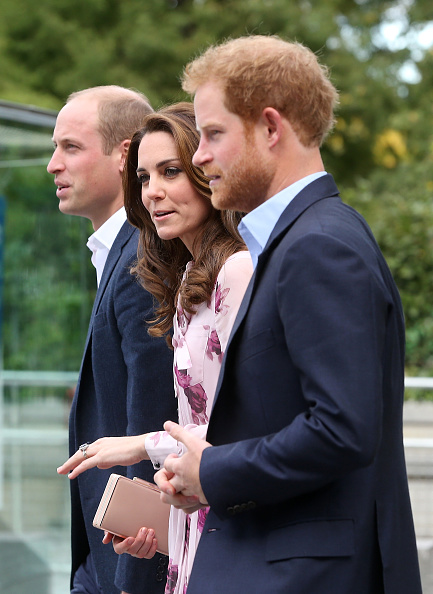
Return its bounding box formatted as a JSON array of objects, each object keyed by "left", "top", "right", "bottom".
[{"left": 144, "top": 177, "right": 165, "bottom": 202}]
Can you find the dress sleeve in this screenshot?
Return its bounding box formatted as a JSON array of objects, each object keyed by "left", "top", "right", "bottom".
[
  {"left": 214, "top": 252, "right": 253, "bottom": 353},
  {"left": 144, "top": 430, "right": 181, "bottom": 469},
  {"left": 145, "top": 425, "right": 209, "bottom": 469}
]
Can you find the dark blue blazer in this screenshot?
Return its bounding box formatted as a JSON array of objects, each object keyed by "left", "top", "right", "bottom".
[
  {"left": 69, "top": 221, "right": 176, "bottom": 594},
  {"left": 188, "top": 175, "right": 421, "bottom": 594}
]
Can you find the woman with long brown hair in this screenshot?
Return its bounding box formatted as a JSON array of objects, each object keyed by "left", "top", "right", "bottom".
[{"left": 58, "top": 102, "right": 252, "bottom": 593}]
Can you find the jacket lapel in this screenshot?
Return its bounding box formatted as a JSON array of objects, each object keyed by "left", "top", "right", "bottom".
[
  {"left": 231, "top": 174, "right": 339, "bottom": 340},
  {"left": 211, "top": 174, "right": 340, "bottom": 411},
  {"left": 82, "top": 221, "right": 135, "bottom": 353}
]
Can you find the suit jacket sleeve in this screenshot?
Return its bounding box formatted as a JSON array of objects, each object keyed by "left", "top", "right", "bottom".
[
  {"left": 111, "top": 243, "right": 176, "bottom": 593},
  {"left": 200, "top": 231, "right": 394, "bottom": 518}
]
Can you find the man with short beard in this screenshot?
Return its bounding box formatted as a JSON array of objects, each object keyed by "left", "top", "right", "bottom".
[{"left": 154, "top": 36, "right": 422, "bottom": 594}]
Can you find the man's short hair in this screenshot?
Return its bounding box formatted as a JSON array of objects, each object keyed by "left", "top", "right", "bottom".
[
  {"left": 182, "top": 35, "right": 338, "bottom": 147},
  {"left": 67, "top": 85, "right": 153, "bottom": 154}
]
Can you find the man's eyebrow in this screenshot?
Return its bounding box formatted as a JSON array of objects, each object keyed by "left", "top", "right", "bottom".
[{"left": 53, "top": 137, "right": 80, "bottom": 146}]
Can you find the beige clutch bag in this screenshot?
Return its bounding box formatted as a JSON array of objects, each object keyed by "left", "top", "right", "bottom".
[{"left": 93, "top": 473, "right": 170, "bottom": 555}]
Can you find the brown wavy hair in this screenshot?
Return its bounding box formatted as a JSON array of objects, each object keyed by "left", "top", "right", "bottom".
[{"left": 124, "top": 102, "right": 246, "bottom": 344}]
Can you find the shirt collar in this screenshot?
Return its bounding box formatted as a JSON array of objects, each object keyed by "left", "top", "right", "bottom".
[
  {"left": 238, "top": 172, "right": 327, "bottom": 268},
  {"left": 86, "top": 207, "right": 127, "bottom": 286},
  {"left": 88, "top": 206, "right": 127, "bottom": 252}
]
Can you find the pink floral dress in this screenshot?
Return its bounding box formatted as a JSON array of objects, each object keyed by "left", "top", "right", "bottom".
[{"left": 145, "top": 251, "right": 253, "bottom": 594}]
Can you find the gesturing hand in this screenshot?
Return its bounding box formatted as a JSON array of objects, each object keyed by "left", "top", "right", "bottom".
[
  {"left": 56, "top": 435, "right": 148, "bottom": 480},
  {"left": 154, "top": 421, "right": 211, "bottom": 511}
]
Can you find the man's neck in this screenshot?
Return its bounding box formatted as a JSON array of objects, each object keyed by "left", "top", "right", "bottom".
[{"left": 91, "top": 196, "right": 125, "bottom": 231}]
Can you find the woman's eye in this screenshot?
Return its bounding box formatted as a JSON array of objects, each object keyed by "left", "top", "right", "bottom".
[
  {"left": 138, "top": 173, "right": 149, "bottom": 185},
  {"left": 165, "top": 167, "right": 181, "bottom": 178}
]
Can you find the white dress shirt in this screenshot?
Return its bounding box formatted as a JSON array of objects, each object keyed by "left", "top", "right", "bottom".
[{"left": 86, "top": 207, "right": 127, "bottom": 286}]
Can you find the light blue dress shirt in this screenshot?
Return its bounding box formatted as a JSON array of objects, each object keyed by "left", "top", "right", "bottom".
[{"left": 238, "top": 172, "right": 327, "bottom": 269}]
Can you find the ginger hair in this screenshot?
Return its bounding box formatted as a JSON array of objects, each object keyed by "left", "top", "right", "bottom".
[{"left": 182, "top": 35, "right": 338, "bottom": 147}]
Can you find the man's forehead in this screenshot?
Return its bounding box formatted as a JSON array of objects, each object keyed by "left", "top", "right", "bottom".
[
  {"left": 194, "top": 82, "right": 228, "bottom": 127},
  {"left": 194, "top": 81, "right": 223, "bottom": 105},
  {"left": 53, "top": 100, "right": 100, "bottom": 139}
]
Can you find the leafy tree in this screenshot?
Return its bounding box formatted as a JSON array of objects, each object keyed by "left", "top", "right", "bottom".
[
  {"left": 0, "top": 0, "right": 432, "bottom": 383},
  {"left": 342, "top": 157, "right": 433, "bottom": 374},
  {"left": 0, "top": 166, "right": 94, "bottom": 371}
]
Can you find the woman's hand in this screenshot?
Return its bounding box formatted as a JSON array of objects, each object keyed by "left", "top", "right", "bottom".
[
  {"left": 103, "top": 529, "right": 158, "bottom": 559},
  {"left": 57, "top": 435, "right": 149, "bottom": 479}
]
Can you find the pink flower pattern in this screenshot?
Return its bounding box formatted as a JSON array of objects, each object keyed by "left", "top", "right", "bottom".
[
  {"left": 147, "top": 431, "right": 169, "bottom": 447},
  {"left": 205, "top": 329, "right": 223, "bottom": 363},
  {"left": 165, "top": 560, "right": 179, "bottom": 594},
  {"left": 197, "top": 507, "right": 209, "bottom": 534},
  {"left": 214, "top": 281, "right": 230, "bottom": 315},
  {"left": 146, "top": 253, "right": 252, "bottom": 594}
]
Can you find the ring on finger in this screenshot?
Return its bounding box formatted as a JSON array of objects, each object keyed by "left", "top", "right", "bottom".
[{"left": 79, "top": 442, "right": 91, "bottom": 458}]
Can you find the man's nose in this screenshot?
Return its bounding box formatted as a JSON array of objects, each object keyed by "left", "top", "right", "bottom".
[
  {"left": 47, "top": 150, "right": 63, "bottom": 174},
  {"left": 192, "top": 139, "right": 210, "bottom": 168}
]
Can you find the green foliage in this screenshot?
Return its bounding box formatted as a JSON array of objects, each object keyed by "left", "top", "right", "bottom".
[
  {"left": 0, "top": 0, "right": 432, "bottom": 389},
  {"left": 0, "top": 166, "right": 94, "bottom": 371},
  {"left": 343, "top": 158, "right": 433, "bottom": 374}
]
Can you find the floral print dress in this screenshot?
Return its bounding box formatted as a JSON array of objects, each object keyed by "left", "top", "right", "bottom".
[{"left": 145, "top": 251, "right": 253, "bottom": 594}]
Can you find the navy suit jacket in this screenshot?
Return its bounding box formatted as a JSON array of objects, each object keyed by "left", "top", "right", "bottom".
[
  {"left": 69, "top": 221, "right": 176, "bottom": 594},
  {"left": 188, "top": 175, "right": 421, "bottom": 594}
]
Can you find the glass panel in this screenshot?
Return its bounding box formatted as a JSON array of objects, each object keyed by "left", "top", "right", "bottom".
[{"left": 0, "top": 101, "right": 93, "bottom": 593}]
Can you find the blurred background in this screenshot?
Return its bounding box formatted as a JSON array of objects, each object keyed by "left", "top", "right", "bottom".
[{"left": 0, "top": 0, "right": 432, "bottom": 591}]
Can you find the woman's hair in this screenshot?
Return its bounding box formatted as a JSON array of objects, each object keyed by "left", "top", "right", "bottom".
[
  {"left": 182, "top": 35, "right": 339, "bottom": 148},
  {"left": 124, "top": 102, "right": 245, "bottom": 343}
]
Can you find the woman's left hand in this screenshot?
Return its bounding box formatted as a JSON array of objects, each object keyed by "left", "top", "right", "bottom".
[{"left": 103, "top": 528, "right": 158, "bottom": 559}]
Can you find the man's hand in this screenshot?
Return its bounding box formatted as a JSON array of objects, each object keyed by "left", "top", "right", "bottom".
[
  {"left": 154, "top": 421, "right": 211, "bottom": 510},
  {"left": 56, "top": 435, "right": 148, "bottom": 479}
]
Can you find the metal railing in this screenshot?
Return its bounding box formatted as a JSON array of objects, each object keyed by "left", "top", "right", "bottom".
[
  {"left": 0, "top": 371, "right": 432, "bottom": 450},
  {"left": 0, "top": 370, "right": 431, "bottom": 593},
  {"left": 0, "top": 371, "right": 432, "bottom": 525}
]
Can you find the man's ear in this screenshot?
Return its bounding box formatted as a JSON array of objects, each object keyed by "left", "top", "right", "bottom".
[
  {"left": 119, "top": 139, "right": 131, "bottom": 172},
  {"left": 260, "top": 107, "right": 282, "bottom": 148}
]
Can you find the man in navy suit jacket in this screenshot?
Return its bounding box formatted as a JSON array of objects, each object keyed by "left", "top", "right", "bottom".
[
  {"left": 48, "top": 86, "right": 176, "bottom": 594},
  {"left": 154, "top": 37, "right": 422, "bottom": 593}
]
